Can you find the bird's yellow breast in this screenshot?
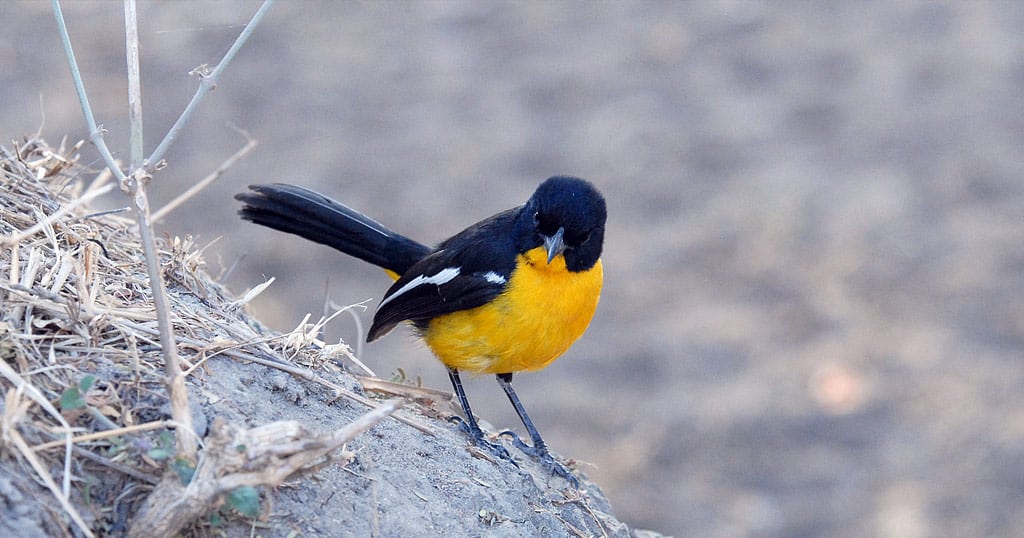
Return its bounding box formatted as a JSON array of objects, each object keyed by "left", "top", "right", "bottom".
[{"left": 422, "top": 246, "right": 603, "bottom": 375}]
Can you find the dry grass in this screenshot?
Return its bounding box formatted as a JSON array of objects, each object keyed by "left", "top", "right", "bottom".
[{"left": 0, "top": 136, "right": 413, "bottom": 536}]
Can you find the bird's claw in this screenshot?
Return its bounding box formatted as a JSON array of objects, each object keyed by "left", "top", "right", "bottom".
[
  {"left": 498, "top": 430, "right": 580, "bottom": 489},
  {"left": 498, "top": 429, "right": 540, "bottom": 455},
  {"left": 449, "top": 416, "right": 514, "bottom": 463}
]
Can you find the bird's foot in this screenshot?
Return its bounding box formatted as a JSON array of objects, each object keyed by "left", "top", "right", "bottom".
[
  {"left": 499, "top": 430, "right": 580, "bottom": 489},
  {"left": 448, "top": 415, "right": 515, "bottom": 464}
]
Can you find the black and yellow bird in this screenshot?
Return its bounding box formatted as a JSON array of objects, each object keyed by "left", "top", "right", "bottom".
[{"left": 235, "top": 176, "right": 606, "bottom": 485}]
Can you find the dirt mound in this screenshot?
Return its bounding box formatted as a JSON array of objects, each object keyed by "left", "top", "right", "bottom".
[{"left": 0, "top": 137, "right": 656, "bottom": 537}]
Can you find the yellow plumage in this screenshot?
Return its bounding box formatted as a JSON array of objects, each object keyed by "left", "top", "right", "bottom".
[{"left": 422, "top": 246, "right": 603, "bottom": 374}]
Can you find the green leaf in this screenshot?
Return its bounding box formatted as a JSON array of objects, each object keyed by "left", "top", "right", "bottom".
[
  {"left": 226, "top": 486, "right": 260, "bottom": 517},
  {"left": 59, "top": 375, "right": 97, "bottom": 411},
  {"left": 146, "top": 447, "right": 171, "bottom": 461},
  {"left": 79, "top": 375, "right": 96, "bottom": 393},
  {"left": 146, "top": 430, "right": 175, "bottom": 461},
  {"left": 170, "top": 457, "right": 195, "bottom": 485},
  {"left": 60, "top": 386, "right": 85, "bottom": 411},
  {"left": 81, "top": 481, "right": 93, "bottom": 505},
  {"left": 106, "top": 436, "right": 126, "bottom": 456}
]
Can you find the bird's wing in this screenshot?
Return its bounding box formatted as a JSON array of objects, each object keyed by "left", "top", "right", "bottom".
[{"left": 366, "top": 210, "right": 521, "bottom": 342}]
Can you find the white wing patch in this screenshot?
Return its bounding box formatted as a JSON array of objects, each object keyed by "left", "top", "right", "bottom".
[
  {"left": 482, "top": 271, "right": 507, "bottom": 285},
  {"left": 378, "top": 266, "right": 460, "bottom": 309}
]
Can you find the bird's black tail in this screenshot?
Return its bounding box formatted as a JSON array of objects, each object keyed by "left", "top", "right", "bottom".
[{"left": 236, "top": 184, "right": 430, "bottom": 276}]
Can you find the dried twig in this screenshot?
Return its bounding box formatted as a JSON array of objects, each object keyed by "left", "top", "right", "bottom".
[
  {"left": 127, "top": 398, "right": 403, "bottom": 537},
  {"left": 72, "top": 445, "right": 161, "bottom": 485},
  {"left": 51, "top": 0, "right": 196, "bottom": 460},
  {"left": 357, "top": 375, "right": 461, "bottom": 415},
  {"left": 31, "top": 420, "right": 176, "bottom": 452},
  {"left": 52, "top": 0, "right": 276, "bottom": 464},
  {"left": 50, "top": 0, "right": 127, "bottom": 184},
  {"left": 151, "top": 127, "right": 257, "bottom": 223},
  {"left": 123, "top": 0, "right": 143, "bottom": 167},
  {"left": 122, "top": 0, "right": 197, "bottom": 463},
  {"left": 146, "top": 1, "right": 275, "bottom": 169}
]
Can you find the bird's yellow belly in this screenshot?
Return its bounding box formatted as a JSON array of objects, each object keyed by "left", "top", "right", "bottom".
[{"left": 423, "top": 247, "right": 603, "bottom": 375}]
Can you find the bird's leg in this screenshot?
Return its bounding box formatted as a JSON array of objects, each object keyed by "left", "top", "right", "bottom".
[
  {"left": 494, "top": 373, "right": 548, "bottom": 455},
  {"left": 446, "top": 367, "right": 513, "bottom": 462},
  {"left": 496, "top": 373, "right": 580, "bottom": 488}
]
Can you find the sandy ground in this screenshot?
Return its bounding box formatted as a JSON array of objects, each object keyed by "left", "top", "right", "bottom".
[{"left": 3, "top": 2, "right": 1024, "bottom": 535}]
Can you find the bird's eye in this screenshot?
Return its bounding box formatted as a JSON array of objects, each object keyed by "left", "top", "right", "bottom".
[{"left": 534, "top": 212, "right": 559, "bottom": 235}]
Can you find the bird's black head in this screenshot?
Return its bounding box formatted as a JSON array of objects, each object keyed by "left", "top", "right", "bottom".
[{"left": 517, "top": 176, "right": 606, "bottom": 272}]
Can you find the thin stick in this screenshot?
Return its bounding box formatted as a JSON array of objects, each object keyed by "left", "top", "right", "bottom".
[
  {"left": 146, "top": 0, "right": 275, "bottom": 169},
  {"left": 52, "top": 0, "right": 196, "bottom": 466},
  {"left": 151, "top": 130, "right": 257, "bottom": 223},
  {"left": 119, "top": 0, "right": 196, "bottom": 461},
  {"left": 31, "top": 420, "right": 176, "bottom": 452},
  {"left": 217, "top": 398, "right": 405, "bottom": 489},
  {"left": 124, "top": 0, "right": 143, "bottom": 169},
  {"left": 73, "top": 445, "right": 161, "bottom": 485},
  {"left": 124, "top": 139, "right": 195, "bottom": 454},
  {"left": 51, "top": 0, "right": 128, "bottom": 185},
  {"left": 356, "top": 375, "right": 456, "bottom": 403}
]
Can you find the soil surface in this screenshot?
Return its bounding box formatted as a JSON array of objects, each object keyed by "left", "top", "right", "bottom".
[
  {"left": 0, "top": 142, "right": 638, "bottom": 537},
  {"left": 3, "top": 2, "right": 1023, "bottom": 536}
]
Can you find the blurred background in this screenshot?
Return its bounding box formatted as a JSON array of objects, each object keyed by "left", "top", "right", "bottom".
[{"left": 4, "top": 2, "right": 1024, "bottom": 535}]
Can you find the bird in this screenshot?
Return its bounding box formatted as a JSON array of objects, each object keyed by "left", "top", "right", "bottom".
[{"left": 235, "top": 176, "right": 606, "bottom": 486}]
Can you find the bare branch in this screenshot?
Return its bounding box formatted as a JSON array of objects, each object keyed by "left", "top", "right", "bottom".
[
  {"left": 151, "top": 128, "right": 257, "bottom": 223},
  {"left": 53, "top": 0, "right": 198, "bottom": 461},
  {"left": 119, "top": 1, "right": 196, "bottom": 462},
  {"left": 146, "top": 0, "right": 275, "bottom": 169},
  {"left": 50, "top": 0, "right": 128, "bottom": 184},
  {"left": 124, "top": 0, "right": 144, "bottom": 168},
  {"left": 31, "top": 420, "right": 177, "bottom": 452}
]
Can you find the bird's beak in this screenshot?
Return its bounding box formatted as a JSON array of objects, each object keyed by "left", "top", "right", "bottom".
[{"left": 543, "top": 227, "right": 566, "bottom": 264}]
